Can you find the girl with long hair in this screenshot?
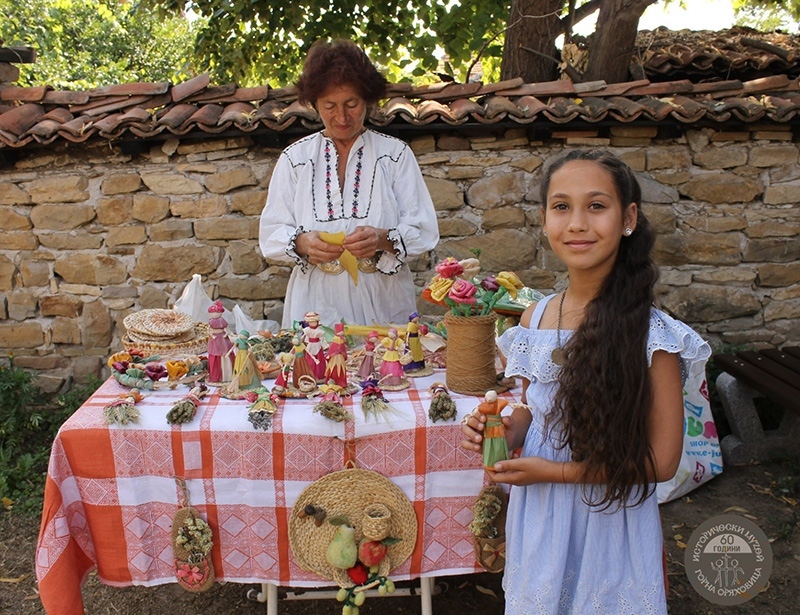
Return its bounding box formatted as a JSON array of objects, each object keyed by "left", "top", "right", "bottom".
[{"left": 461, "top": 149, "right": 709, "bottom": 613}]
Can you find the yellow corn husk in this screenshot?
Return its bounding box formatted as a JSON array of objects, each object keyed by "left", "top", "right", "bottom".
[
  {"left": 166, "top": 360, "right": 189, "bottom": 381},
  {"left": 319, "top": 231, "right": 359, "bottom": 285},
  {"left": 343, "top": 324, "right": 407, "bottom": 338}
]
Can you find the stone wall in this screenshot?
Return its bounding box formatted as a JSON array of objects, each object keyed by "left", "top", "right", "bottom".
[{"left": 1, "top": 125, "right": 798, "bottom": 392}]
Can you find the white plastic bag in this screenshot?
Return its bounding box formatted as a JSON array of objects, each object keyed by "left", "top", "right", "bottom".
[
  {"left": 656, "top": 357, "right": 723, "bottom": 503},
  {"left": 232, "top": 305, "right": 279, "bottom": 336},
  {"left": 173, "top": 274, "right": 234, "bottom": 326}
]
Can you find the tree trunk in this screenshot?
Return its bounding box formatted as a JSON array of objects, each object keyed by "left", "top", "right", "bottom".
[
  {"left": 501, "top": 0, "right": 564, "bottom": 82},
  {"left": 584, "top": 0, "right": 657, "bottom": 83}
]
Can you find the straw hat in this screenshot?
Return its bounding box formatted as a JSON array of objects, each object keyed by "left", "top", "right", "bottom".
[{"left": 289, "top": 468, "right": 417, "bottom": 585}]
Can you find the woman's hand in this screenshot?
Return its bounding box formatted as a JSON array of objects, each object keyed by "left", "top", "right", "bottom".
[
  {"left": 295, "top": 231, "right": 344, "bottom": 265},
  {"left": 344, "top": 226, "right": 386, "bottom": 259}
]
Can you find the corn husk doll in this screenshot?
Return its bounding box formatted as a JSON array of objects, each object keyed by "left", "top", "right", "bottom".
[
  {"left": 476, "top": 390, "right": 509, "bottom": 469},
  {"left": 167, "top": 383, "right": 209, "bottom": 424}
]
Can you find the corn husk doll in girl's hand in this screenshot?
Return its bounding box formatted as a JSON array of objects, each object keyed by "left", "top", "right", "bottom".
[{"left": 475, "top": 390, "right": 509, "bottom": 469}]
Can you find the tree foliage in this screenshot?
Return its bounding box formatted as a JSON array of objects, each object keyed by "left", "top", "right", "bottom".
[
  {"left": 0, "top": 0, "right": 201, "bottom": 89},
  {"left": 734, "top": 0, "right": 800, "bottom": 29}
]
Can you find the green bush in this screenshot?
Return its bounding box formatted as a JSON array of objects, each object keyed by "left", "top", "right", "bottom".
[{"left": 0, "top": 358, "right": 101, "bottom": 516}]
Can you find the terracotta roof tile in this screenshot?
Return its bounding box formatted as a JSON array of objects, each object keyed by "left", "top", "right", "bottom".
[{"left": 1, "top": 28, "right": 799, "bottom": 149}]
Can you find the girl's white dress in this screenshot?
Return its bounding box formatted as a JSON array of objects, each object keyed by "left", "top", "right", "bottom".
[{"left": 497, "top": 294, "right": 710, "bottom": 615}]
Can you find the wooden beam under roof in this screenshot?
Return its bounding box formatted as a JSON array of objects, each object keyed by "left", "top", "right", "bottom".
[{"left": 0, "top": 47, "right": 37, "bottom": 64}]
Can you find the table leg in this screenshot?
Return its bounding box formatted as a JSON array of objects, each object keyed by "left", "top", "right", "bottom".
[{"left": 421, "top": 575, "right": 434, "bottom": 615}]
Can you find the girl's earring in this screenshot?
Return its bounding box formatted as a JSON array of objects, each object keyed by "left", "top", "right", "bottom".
[
  {"left": 543, "top": 229, "right": 548, "bottom": 237},
  {"left": 624, "top": 228, "right": 633, "bottom": 236}
]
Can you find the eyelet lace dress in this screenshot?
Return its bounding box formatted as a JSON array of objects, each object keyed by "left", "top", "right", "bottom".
[{"left": 496, "top": 294, "right": 709, "bottom": 615}]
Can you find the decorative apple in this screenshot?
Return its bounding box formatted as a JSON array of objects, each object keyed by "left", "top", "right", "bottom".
[{"left": 358, "top": 539, "right": 387, "bottom": 567}]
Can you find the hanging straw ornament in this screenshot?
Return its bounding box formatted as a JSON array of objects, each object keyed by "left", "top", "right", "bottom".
[
  {"left": 427, "top": 382, "right": 457, "bottom": 422},
  {"left": 245, "top": 388, "right": 280, "bottom": 430},
  {"left": 103, "top": 389, "right": 144, "bottom": 425},
  {"left": 172, "top": 477, "right": 215, "bottom": 592},
  {"left": 359, "top": 378, "right": 399, "bottom": 423},
  {"left": 166, "top": 383, "right": 209, "bottom": 424},
  {"left": 314, "top": 382, "right": 352, "bottom": 422}
]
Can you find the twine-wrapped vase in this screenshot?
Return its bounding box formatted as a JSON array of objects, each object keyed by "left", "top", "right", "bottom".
[{"left": 444, "top": 312, "right": 498, "bottom": 395}]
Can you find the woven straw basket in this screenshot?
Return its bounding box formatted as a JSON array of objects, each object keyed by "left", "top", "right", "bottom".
[{"left": 288, "top": 468, "right": 417, "bottom": 586}]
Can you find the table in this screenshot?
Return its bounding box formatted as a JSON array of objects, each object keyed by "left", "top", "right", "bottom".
[{"left": 36, "top": 371, "right": 518, "bottom": 615}]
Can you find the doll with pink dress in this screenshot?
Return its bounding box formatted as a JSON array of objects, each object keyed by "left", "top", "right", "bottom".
[
  {"left": 302, "top": 311, "right": 327, "bottom": 382},
  {"left": 324, "top": 323, "right": 348, "bottom": 388},
  {"left": 357, "top": 330, "right": 380, "bottom": 381},
  {"left": 207, "top": 301, "right": 234, "bottom": 385}
]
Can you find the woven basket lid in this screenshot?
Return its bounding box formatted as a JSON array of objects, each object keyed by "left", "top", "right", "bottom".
[
  {"left": 289, "top": 468, "right": 418, "bottom": 581},
  {"left": 124, "top": 309, "right": 196, "bottom": 338},
  {"left": 122, "top": 323, "right": 211, "bottom": 359}
]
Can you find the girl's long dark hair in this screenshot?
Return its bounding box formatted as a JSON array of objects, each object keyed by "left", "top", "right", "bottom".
[{"left": 540, "top": 149, "right": 659, "bottom": 509}]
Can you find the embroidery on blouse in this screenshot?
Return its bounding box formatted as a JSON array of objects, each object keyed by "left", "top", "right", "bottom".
[
  {"left": 323, "top": 138, "right": 365, "bottom": 221},
  {"left": 285, "top": 225, "right": 309, "bottom": 272}
]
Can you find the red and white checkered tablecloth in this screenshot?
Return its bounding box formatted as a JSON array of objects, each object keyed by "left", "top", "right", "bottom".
[{"left": 35, "top": 372, "right": 519, "bottom": 615}]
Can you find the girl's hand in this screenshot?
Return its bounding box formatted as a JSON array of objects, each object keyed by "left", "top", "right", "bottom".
[
  {"left": 487, "top": 456, "right": 556, "bottom": 486},
  {"left": 344, "top": 226, "right": 385, "bottom": 259},
  {"left": 296, "top": 231, "right": 344, "bottom": 265},
  {"left": 460, "top": 412, "right": 486, "bottom": 453}
]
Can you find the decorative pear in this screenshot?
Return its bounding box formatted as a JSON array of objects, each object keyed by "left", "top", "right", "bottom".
[{"left": 325, "top": 524, "right": 358, "bottom": 569}]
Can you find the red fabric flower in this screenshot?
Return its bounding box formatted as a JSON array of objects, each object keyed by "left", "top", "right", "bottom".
[
  {"left": 435, "top": 257, "right": 464, "bottom": 279},
  {"left": 449, "top": 279, "right": 478, "bottom": 304}
]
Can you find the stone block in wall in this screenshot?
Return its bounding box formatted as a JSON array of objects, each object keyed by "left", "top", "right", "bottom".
[
  {"left": 11, "top": 355, "right": 67, "bottom": 371},
  {"left": 228, "top": 241, "right": 266, "bottom": 275},
  {"left": 102, "top": 285, "right": 140, "bottom": 300},
  {"left": 437, "top": 134, "right": 470, "bottom": 151},
  {"left": 752, "top": 131, "right": 792, "bottom": 141},
  {"left": 72, "top": 355, "right": 105, "bottom": 383},
  {"left": 746, "top": 219, "right": 800, "bottom": 238},
  {"left": 683, "top": 232, "right": 742, "bottom": 265},
  {"left": 5, "top": 231, "right": 39, "bottom": 250},
  {"left": 179, "top": 163, "right": 217, "bottom": 173},
  {"left": 749, "top": 145, "right": 799, "bottom": 168},
  {"left": 141, "top": 172, "right": 203, "bottom": 195},
  {"left": 0, "top": 181, "right": 31, "bottom": 205},
  {"left": 758, "top": 262, "right": 800, "bottom": 287},
  {"left": 218, "top": 271, "right": 289, "bottom": 300},
  {"left": 106, "top": 226, "right": 147, "bottom": 247},
  {"left": 132, "top": 244, "right": 223, "bottom": 282},
  {"left": 639, "top": 175, "right": 679, "bottom": 204},
  {"left": 230, "top": 190, "right": 267, "bottom": 215},
  {"left": 133, "top": 194, "right": 170, "bottom": 223},
  {"left": 15, "top": 155, "right": 56, "bottom": 170},
  {"left": 101, "top": 173, "right": 142, "bottom": 195},
  {"left": 140, "top": 286, "right": 170, "bottom": 309},
  {"left": 646, "top": 148, "right": 691, "bottom": 171},
  {"left": 7, "top": 291, "right": 36, "bottom": 320},
  {"left": 40, "top": 295, "right": 82, "bottom": 317},
  {"left": 473, "top": 136, "right": 529, "bottom": 150},
  {"left": 694, "top": 147, "right": 748, "bottom": 170},
  {"left": 661, "top": 285, "right": 760, "bottom": 323},
  {"left": 509, "top": 156, "right": 543, "bottom": 174},
  {"left": 683, "top": 215, "right": 747, "bottom": 233},
  {"left": 652, "top": 170, "right": 692, "bottom": 185},
  {"left": 36, "top": 232, "right": 103, "bottom": 250},
  {"left": 207, "top": 147, "right": 249, "bottom": 162},
  {"left": 0, "top": 295, "right": 6, "bottom": 319},
  {"left": 81, "top": 300, "right": 112, "bottom": 348},
  {"left": 205, "top": 167, "right": 258, "bottom": 193},
  {"left": 0, "top": 206, "right": 31, "bottom": 230},
  {"left": 692, "top": 268, "right": 757, "bottom": 285},
  {"left": 763, "top": 183, "right": 800, "bottom": 205},
  {"left": 425, "top": 177, "right": 464, "bottom": 210},
  {"left": 194, "top": 217, "right": 258, "bottom": 240},
  {"left": 148, "top": 218, "right": 193, "bottom": 242},
  {"left": 176, "top": 137, "right": 252, "bottom": 155},
  {"left": 657, "top": 269, "right": 693, "bottom": 286},
  {"left": 710, "top": 131, "right": 750, "bottom": 142},
  {"left": 34, "top": 374, "right": 67, "bottom": 395},
  {"left": 467, "top": 172, "right": 525, "bottom": 210},
  {"left": 26, "top": 176, "right": 89, "bottom": 203},
  {"left": 438, "top": 217, "right": 477, "bottom": 237},
  {"left": 450, "top": 167, "right": 483, "bottom": 181},
  {"left": 59, "top": 283, "right": 101, "bottom": 296},
  {"left": 0, "top": 322, "right": 43, "bottom": 348},
  {"left": 610, "top": 137, "right": 652, "bottom": 147},
  {"left": 0, "top": 256, "right": 14, "bottom": 291},
  {"left": 171, "top": 195, "right": 228, "bottom": 218},
  {"left": 442, "top": 228, "right": 536, "bottom": 272},
  {"left": 610, "top": 126, "right": 658, "bottom": 138},
  {"left": 518, "top": 268, "right": 556, "bottom": 290},
  {"left": 644, "top": 205, "right": 677, "bottom": 233},
  {"left": 744, "top": 237, "right": 800, "bottom": 263},
  {"left": 680, "top": 174, "right": 762, "bottom": 204},
  {"left": 54, "top": 254, "right": 127, "bottom": 285},
  {"left": 614, "top": 149, "right": 646, "bottom": 172},
  {"left": 30, "top": 203, "right": 95, "bottom": 230},
  {"left": 483, "top": 206, "right": 526, "bottom": 230},
  {"left": 52, "top": 316, "right": 82, "bottom": 344},
  {"left": 96, "top": 196, "right": 134, "bottom": 225},
  {"left": 764, "top": 297, "right": 800, "bottom": 323},
  {"left": 410, "top": 135, "right": 436, "bottom": 154},
  {"left": 19, "top": 260, "right": 49, "bottom": 287},
  {"left": 452, "top": 154, "right": 510, "bottom": 167}
]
